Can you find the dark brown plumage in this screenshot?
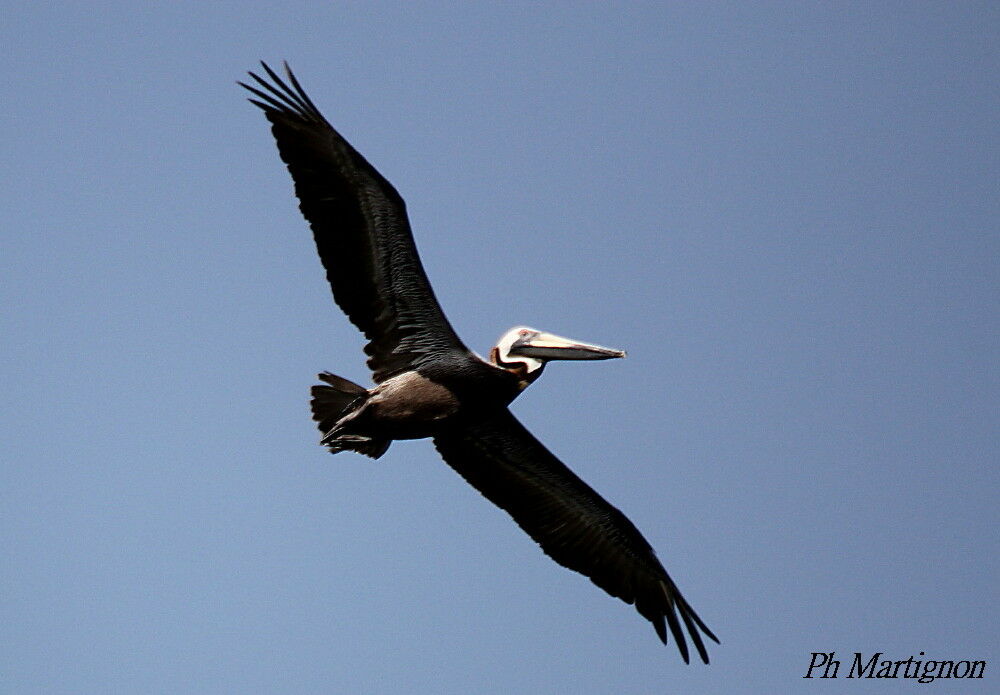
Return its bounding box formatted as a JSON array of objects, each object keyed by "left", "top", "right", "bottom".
[
  {"left": 242, "top": 62, "right": 718, "bottom": 662},
  {"left": 242, "top": 62, "right": 468, "bottom": 383},
  {"left": 434, "top": 410, "right": 716, "bottom": 664}
]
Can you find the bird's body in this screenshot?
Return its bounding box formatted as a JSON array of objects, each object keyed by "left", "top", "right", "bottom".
[
  {"left": 242, "top": 62, "right": 718, "bottom": 663},
  {"left": 312, "top": 355, "right": 521, "bottom": 457}
]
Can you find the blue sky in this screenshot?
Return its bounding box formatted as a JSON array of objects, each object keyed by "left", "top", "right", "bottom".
[{"left": 3, "top": 2, "right": 997, "bottom": 693}]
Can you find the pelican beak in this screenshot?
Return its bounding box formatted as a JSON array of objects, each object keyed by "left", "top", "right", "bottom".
[{"left": 508, "top": 330, "right": 626, "bottom": 361}]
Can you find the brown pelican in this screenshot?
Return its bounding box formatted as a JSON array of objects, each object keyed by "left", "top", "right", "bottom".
[{"left": 241, "top": 63, "right": 718, "bottom": 663}]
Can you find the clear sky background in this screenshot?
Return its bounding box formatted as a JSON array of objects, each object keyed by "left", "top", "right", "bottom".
[{"left": 3, "top": 3, "right": 997, "bottom": 693}]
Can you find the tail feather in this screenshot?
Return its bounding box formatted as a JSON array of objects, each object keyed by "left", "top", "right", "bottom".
[
  {"left": 316, "top": 371, "right": 368, "bottom": 395},
  {"left": 310, "top": 371, "right": 367, "bottom": 433},
  {"left": 310, "top": 372, "right": 390, "bottom": 459}
]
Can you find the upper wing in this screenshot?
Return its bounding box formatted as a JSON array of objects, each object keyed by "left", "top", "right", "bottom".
[
  {"left": 433, "top": 409, "right": 718, "bottom": 663},
  {"left": 241, "top": 62, "right": 468, "bottom": 382}
]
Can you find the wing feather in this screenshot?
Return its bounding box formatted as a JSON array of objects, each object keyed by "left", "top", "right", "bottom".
[
  {"left": 241, "top": 62, "right": 467, "bottom": 381},
  {"left": 433, "top": 410, "right": 718, "bottom": 663}
]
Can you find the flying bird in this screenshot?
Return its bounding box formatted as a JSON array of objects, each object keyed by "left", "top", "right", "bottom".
[{"left": 241, "top": 62, "right": 718, "bottom": 663}]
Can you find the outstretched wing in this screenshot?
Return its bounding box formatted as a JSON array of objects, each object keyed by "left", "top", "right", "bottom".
[
  {"left": 241, "top": 62, "right": 468, "bottom": 382},
  {"left": 433, "top": 410, "right": 718, "bottom": 663}
]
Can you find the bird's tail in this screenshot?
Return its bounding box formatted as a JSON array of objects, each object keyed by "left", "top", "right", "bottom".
[{"left": 310, "top": 372, "right": 390, "bottom": 459}]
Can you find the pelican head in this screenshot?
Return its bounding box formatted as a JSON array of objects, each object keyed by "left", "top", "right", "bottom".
[{"left": 491, "top": 326, "right": 626, "bottom": 378}]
